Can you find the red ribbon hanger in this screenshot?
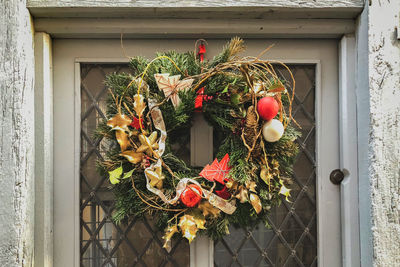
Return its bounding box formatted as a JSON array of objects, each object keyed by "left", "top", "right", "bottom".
[{"left": 195, "top": 40, "right": 212, "bottom": 111}]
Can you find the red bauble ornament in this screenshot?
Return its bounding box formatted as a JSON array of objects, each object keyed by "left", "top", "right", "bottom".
[
  {"left": 180, "top": 184, "right": 203, "bottom": 207},
  {"left": 257, "top": 97, "right": 279, "bottom": 121}
]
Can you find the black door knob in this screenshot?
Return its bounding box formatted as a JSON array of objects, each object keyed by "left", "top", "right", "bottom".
[{"left": 330, "top": 169, "right": 344, "bottom": 185}]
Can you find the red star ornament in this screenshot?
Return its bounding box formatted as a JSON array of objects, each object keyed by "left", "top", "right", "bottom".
[{"left": 199, "top": 154, "right": 231, "bottom": 185}]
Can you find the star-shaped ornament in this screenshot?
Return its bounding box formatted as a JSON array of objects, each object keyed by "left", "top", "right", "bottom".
[
  {"left": 199, "top": 154, "right": 231, "bottom": 185},
  {"left": 154, "top": 73, "right": 194, "bottom": 109},
  {"left": 145, "top": 163, "right": 165, "bottom": 189},
  {"left": 136, "top": 131, "right": 159, "bottom": 157}
]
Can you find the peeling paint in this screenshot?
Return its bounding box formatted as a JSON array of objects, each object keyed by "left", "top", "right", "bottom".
[
  {"left": 369, "top": 0, "right": 400, "bottom": 265},
  {"left": 0, "top": 0, "right": 35, "bottom": 266}
]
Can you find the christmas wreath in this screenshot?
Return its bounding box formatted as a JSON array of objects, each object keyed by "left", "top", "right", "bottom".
[{"left": 96, "top": 38, "right": 300, "bottom": 249}]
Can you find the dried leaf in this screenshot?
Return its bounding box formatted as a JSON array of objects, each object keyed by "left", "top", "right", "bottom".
[
  {"left": 133, "top": 94, "right": 146, "bottom": 117},
  {"left": 115, "top": 130, "right": 130, "bottom": 152},
  {"left": 162, "top": 225, "right": 178, "bottom": 251},
  {"left": 120, "top": 150, "right": 144, "bottom": 164},
  {"left": 178, "top": 215, "right": 198, "bottom": 243},
  {"left": 234, "top": 185, "right": 248, "bottom": 203},
  {"left": 250, "top": 193, "right": 262, "bottom": 214},
  {"left": 246, "top": 181, "right": 257, "bottom": 193},
  {"left": 268, "top": 81, "right": 285, "bottom": 93},
  {"left": 199, "top": 154, "right": 231, "bottom": 184},
  {"left": 260, "top": 165, "right": 272, "bottom": 186},
  {"left": 225, "top": 180, "right": 238, "bottom": 191},
  {"left": 109, "top": 166, "right": 123, "bottom": 184},
  {"left": 279, "top": 179, "right": 291, "bottom": 202},
  {"left": 190, "top": 209, "right": 206, "bottom": 230},
  {"left": 198, "top": 201, "right": 221, "bottom": 218},
  {"left": 107, "top": 114, "right": 132, "bottom": 131}
]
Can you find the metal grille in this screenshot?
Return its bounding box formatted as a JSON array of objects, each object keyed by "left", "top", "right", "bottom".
[
  {"left": 80, "top": 63, "right": 316, "bottom": 267},
  {"left": 214, "top": 65, "right": 317, "bottom": 267},
  {"left": 80, "top": 64, "right": 190, "bottom": 267}
]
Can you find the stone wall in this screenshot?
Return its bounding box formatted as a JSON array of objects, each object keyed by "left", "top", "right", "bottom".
[
  {"left": 0, "top": 0, "right": 35, "bottom": 266},
  {"left": 368, "top": 0, "right": 400, "bottom": 266}
]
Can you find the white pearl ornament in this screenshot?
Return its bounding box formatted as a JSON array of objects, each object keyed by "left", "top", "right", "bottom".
[{"left": 262, "top": 119, "right": 284, "bottom": 142}]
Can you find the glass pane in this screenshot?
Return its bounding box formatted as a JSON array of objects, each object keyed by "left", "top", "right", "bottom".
[
  {"left": 214, "top": 65, "right": 317, "bottom": 267},
  {"left": 79, "top": 64, "right": 190, "bottom": 267}
]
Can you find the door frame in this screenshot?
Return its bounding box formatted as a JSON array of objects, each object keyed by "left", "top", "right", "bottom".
[{"left": 34, "top": 19, "right": 360, "bottom": 267}]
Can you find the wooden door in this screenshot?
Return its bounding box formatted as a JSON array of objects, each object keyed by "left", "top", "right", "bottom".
[{"left": 53, "top": 38, "right": 340, "bottom": 266}]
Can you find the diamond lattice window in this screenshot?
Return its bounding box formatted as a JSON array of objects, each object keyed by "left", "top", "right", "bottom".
[
  {"left": 80, "top": 63, "right": 316, "bottom": 267},
  {"left": 214, "top": 65, "right": 317, "bottom": 267}
]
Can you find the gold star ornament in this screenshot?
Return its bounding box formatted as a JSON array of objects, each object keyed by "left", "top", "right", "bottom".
[
  {"left": 145, "top": 163, "right": 164, "bottom": 189},
  {"left": 136, "top": 131, "right": 159, "bottom": 157}
]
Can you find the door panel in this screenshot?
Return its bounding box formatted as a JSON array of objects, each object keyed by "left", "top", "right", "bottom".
[{"left": 53, "top": 38, "right": 340, "bottom": 267}]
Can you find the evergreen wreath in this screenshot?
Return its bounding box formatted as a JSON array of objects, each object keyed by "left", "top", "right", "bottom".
[{"left": 95, "top": 38, "right": 300, "bottom": 249}]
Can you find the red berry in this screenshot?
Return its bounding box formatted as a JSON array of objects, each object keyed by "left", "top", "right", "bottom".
[
  {"left": 257, "top": 97, "right": 279, "bottom": 121},
  {"left": 180, "top": 184, "right": 202, "bottom": 207}
]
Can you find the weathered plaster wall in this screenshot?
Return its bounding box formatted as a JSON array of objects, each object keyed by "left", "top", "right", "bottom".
[
  {"left": 368, "top": 0, "right": 400, "bottom": 266},
  {"left": 0, "top": 0, "right": 35, "bottom": 266}
]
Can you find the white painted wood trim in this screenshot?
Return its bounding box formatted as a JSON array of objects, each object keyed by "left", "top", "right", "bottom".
[
  {"left": 355, "top": 8, "right": 373, "bottom": 266},
  {"left": 74, "top": 62, "right": 81, "bottom": 267},
  {"left": 190, "top": 236, "right": 214, "bottom": 267},
  {"left": 314, "top": 60, "right": 324, "bottom": 265},
  {"left": 33, "top": 18, "right": 355, "bottom": 39},
  {"left": 75, "top": 57, "right": 130, "bottom": 63},
  {"left": 339, "top": 34, "right": 360, "bottom": 267},
  {"left": 190, "top": 113, "right": 214, "bottom": 267},
  {"left": 34, "top": 32, "right": 54, "bottom": 267},
  {"left": 27, "top": 0, "right": 364, "bottom": 9}
]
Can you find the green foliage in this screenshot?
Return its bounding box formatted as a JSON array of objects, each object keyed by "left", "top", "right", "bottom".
[{"left": 96, "top": 38, "right": 301, "bottom": 245}]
